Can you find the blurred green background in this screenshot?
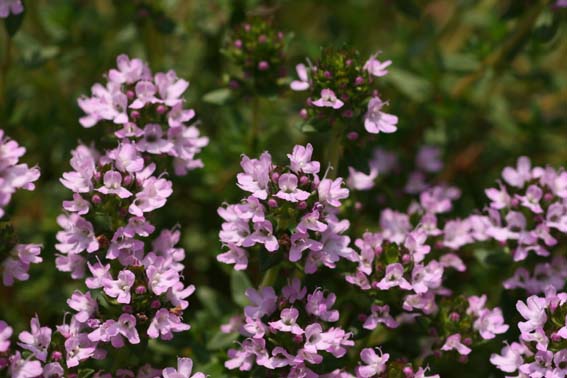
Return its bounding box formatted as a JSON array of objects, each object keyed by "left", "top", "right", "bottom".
[{"left": 0, "top": 0, "right": 565, "bottom": 376}]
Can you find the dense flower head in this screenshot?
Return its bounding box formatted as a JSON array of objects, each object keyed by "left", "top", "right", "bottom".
[
  {"left": 0, "top": 129, "right": 40, "bottom": 219},
  {"left": 223, "top": 280, "right": 355, "bottom": 374},
  {"left": 291, "top": 48, "right": 397, "bottom": 136},
  {"left": 224, "top": 17, "right": 289, "bottom": 95},
  {"left": 491, "top": 290, "right": 567, "bottom": 377},
  {"left": 217, "top": 143, "right": 355, "bottom": 273},
  {"left": 78, "top": 54, "right": 208, "bottom": 176}
]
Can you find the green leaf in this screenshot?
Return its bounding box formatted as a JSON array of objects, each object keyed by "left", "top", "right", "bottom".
[
  {"left": 385, "top": 68, "right": 431, "bottom": 103},
  {"left": 203, "top": 88, "right": 231, "bottom": 105},
  {"left": 230, "top": 270, "right": 252, "bottom": 307},
  {"left": 4, "top": 10, "right": 25, "bottom": 37},
  {"left": 78, "top": 369, "right": 95, "bottom": 378},
  {"left": 196, "top": 286, "right": 223, "bottom": 318},
  {"left": 207, "top": 330, "right": 239, "bottom": 350}
]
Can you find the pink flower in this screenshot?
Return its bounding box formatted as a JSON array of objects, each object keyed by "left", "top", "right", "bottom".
[
  {"left": 290, "top": 64, "right": 310, "bottom": 91},
  {"left": 318, "top": 178, "right": 349, "bottom": 207},
  {"left": 518, "top": 185, "right": 543, "bottom": 213},
  {"left": 441, "top": 334, "right": 471, "bottom": 356},
  {"left": 154, "top": 70, "right": 189, "bottom": 107},
  {"left": 244, "top": 287, "right": 277, "bottom": 319},
  {"left": 312, "top": 89, "right": 344, "bottom": 109},
  {"left": 306, "top": 290, "right": 339, "bottom": 322},
  {"left": 516, "top": 296, "right": 548, "bottom": 334},
  {"left": 363, "top": 304, "right": 399, "bottom": 330},
  {"left": 217, "top": 244, "right": 249, "bottom": 270},
  {"left": 364, "top": 97, "right": 398, "bottom": 134},
  {"left": 269, "top": 308, "right": 304, "bottom": 335},
  {"left": 347, "top": 166, "right": 378, "bottom": 191},
  {"left": 64, "top": 334, "right": 96, "bottom": 368},
  {"left": 363, "top": 53, "right": 392, "bottom": 77},
  {"left": 0, "top": 320, "right": 13, "bottom": 352},
  {"left": 275, "top": 173, "right": 310, "bottom": 202},
  {"left": 474, "top": 308, "right": 509, "bottom": 340},
  {"left": 376, "top": 263, "right": 412, "bottom": 291},
  {"left": 490, "top": 342, "right": 528, "bottom": 373},
  {"left": 282, "top": 278, "right": 307, "bottom": 303},
  {"left": 108, "top": 55, "right": 147, "bottom": 84},
  {"left": 129, "top": 177, "right": 173, "bottom": 216},
  {"left": 8, "top": 351, "right": 43, "bottom": 378},
  {"left": 55, "top": 214, "right": 99, "bottom": 255},
  {"left": 242, "top": 221, "right": 279, "bottom": 252},
  {"left": 96, "top": 170, "right": 132, "bottom": 198},
  {"left": 147, "top": 308, "right": 190, "bottom": 340},
  {"left": 104, "top": 270, "right": 136, "bottom": 304},
  {"left": 0, "top": 0, "right": 23, "bottom": 18},
  {"left": 237, "top": 152, "right": 272, "bottom": 200},
  {"left": 287, "top": 143, "right": 320, "bottom": 174},
  {"left": 17, "top": 316, "right": 52, "bottom": 362},
  {"left": 502, "top": 156, "right": 532, "bottom": 188},
  {"left": 357, "top": 348, "right": 389, "bottom": 377},
  {"left": 163, "top": 357, "right": 205, "bottom": 378},
  {"left": 67, "top": 291, "right": 98, "bottom": 323},
  {"left": 130, "top": 80, "right": 157, "bottom": 109}
]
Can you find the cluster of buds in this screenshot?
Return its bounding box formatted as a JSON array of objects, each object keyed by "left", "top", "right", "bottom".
[
  {"left": 490, "top": 289, "right": 567, "bottom": 377},
  {"left": 222, "top": 279, "right": 354, "bottom": 375},
  {"left": 290, "top": 48, "right": 397, "bottom": 137},
  {"left": 78, "top": 54, "right": 208, "bottom": 176},
  {"left": 224, "top": 18, "right": 288, "bottom": 95},
  {"left": 217, "top": 143, "right": 355, "bottom": 273}
]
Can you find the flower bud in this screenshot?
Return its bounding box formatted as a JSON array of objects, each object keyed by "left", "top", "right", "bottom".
[
  {"left": 135, "top": 285, "right": 147, "bottom": 295},
  {"left": 355, "top": 76, "right": 364, "bottom": 85},
  {"left": 131, "top": 110, "right": 141, "bottom": 120},
  {"left": 258, "top": 34, "right": 267, "bottom": 43},
  {"left": 268, "top": 198, "right": 278, "bottom": 208},
  {"left": 297, "top": 201, "right": 308, "bottom": 210},
  {"left": 234, "top": 39, "right": 243, "bottom": 49},
  {"left": 299, "top": 109, "right": 308, "bottom": 119},
  {"left": 449, "top": 312, "right": 460, "bottom": 322},
  {"left": 271, "top": 172, "right": 280, "bottom": 182},
  {"left": 91, "top": 194, "right": 102, "bottom": 205},
  {"left": 156, "top": 104, "right": 167, "bottom": 114},
  {"left": 126, "top": 90, "right": 135, "bottom": 101},
  {"left": 151, "top": 300, "right": 161, "bottom": 309},
  {"left": 347, "top": 131, "right": 359, "bottom": 141},
  {"left": 52, "top": 351, "right": 63, "bottom": 361},
  {"left": 403, "top": 367, "right": 414, "bottom": 377},
  {"left": 123, "top": 175, "right": 133, "bottom": 186},
  {"left": 258, "top": 61, "right": 270, "bottom": 71}
]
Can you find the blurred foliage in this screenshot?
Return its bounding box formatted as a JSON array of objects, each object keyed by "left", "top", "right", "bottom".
[{"left": 0, "top": 0, "right": 566, "bottom": 376}]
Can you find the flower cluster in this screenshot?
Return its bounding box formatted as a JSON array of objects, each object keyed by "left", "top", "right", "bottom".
[
  {"left": 491, "top": 289, "right": 567, "bottom": 377},
  {"left": 0, "top": 315, "right": 205, "bottom": 378},
  {"left": 78, "top": 54, "right": 208, "bottom": 175},
  {"left": 217, "top": 143, "right": 355, "bottom": 273},
  {"left": 223, "top": 279, "right": 355, "bottom": 375},
  {"left": 290, "top": 48, "right": 397, "bottom": 136},
  {"left": 0, "top": 0, "right": 23, "bottom": 18},
  {"left": 224, "top": 17, "right": 288, "bottom": 95},
  {"left": 0, "top": 129, "right": 42, "bottom": 287},
  {"left": 0, "top": 129, "right": 40, "bottom": 219},
  {"left": 17, "top": 55, "right": 208, "bottom": 376}
]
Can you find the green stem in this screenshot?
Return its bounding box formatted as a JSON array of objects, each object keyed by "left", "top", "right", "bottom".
[
  {"left": 0, "top": 35, "right": 12, "bottom": 111},
  {"left": 259, "top": 265, "right": 279, "bottom": 288},
  {"left": 249, "top": 96, "right": 260, "bottom": 153},
  {"left": 325, "top": 122, "right": 346, "bottom": 178}
]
